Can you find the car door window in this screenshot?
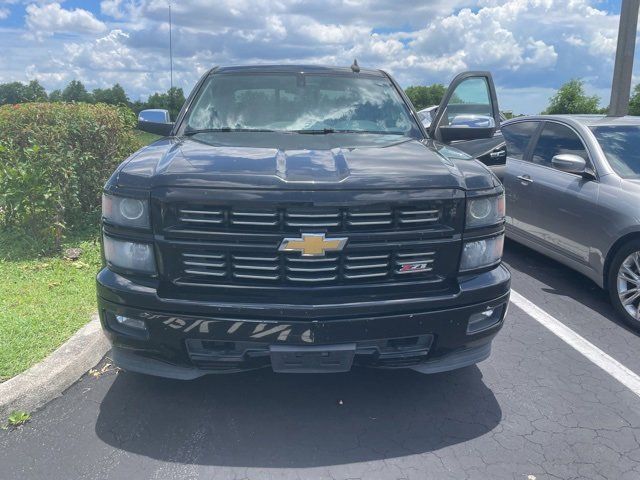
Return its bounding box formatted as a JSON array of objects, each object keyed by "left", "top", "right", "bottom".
[
  {"left": 502, "top": 121, "right": 538, "bottom": 160},
  {"left": 531, "top": 122, "right": 588, "bottom": 168},
  {"left": 442, "top": 77, "right": 493, "bottom": 127}
]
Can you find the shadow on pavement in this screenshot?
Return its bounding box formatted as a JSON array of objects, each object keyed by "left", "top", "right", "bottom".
[
  {"left": 503, "top": 239, "right": 631, "bottom": 330},
  {"left": 95, "top": 365, "right": 501, "bottom": 467}
]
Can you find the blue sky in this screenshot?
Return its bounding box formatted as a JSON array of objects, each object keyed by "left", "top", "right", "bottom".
[{"left": 0, "top": 0, "right": 632, "bottom": 113}]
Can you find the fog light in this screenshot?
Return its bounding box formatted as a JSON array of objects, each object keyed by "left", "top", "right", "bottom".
[
  {"left": 115, "top": 315, "right": 147, "bottom": 331},
  {"left": 467, "top": 306, "right": 503, "bottom": 334}
]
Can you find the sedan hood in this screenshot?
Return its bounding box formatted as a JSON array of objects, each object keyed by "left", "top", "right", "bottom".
[{"left": 115, "top": 132, "right": 496, "bottom": 191}]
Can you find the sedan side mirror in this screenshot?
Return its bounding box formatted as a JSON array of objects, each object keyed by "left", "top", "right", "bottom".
[
  {"left": 138, "top": 109, "right": 174, "bottom": 136},
  {"left": 551, "top": 154, "right": 586, "bottom": 174}
]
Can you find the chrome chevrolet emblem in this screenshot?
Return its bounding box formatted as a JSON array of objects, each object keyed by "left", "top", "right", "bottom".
[{"left": 279, "top": 233, "right": 348, "bottom": 257}]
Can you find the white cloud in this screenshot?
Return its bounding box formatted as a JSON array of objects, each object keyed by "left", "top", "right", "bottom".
[
  {"left": 297, "top": 22, "right": 368, "bottom": 44},
  {"left": 564, "top": 34, "right": 586, "bottom": 47},
  {"left": 25, "top": 2, "right": 107, "bottom": 39},
  {"left": 63, "top": 30, "right": 143, "bottom": 72},
  {"left": 0, "top": 0, "right": 630, "bottom": 114},
  {"left": 589, "top": 30, "right": 617, "bottom": 57},
  {"left": 100, "top": 0, "right": 125, "bottom": 19},
  {"left": 523, "top": 39, "right": 557, "bottom": 67},
  {"left": 406, "top": 1, "right": 609, "bottom": 74}
]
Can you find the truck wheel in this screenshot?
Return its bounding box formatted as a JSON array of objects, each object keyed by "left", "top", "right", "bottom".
[{"left": 608, "top": 240, "right": 640, "bottom": 331}]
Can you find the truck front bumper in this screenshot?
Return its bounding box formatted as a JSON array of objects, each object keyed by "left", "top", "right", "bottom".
[{"left": 97, "top": 264, "right": 510, "bottom": 379}]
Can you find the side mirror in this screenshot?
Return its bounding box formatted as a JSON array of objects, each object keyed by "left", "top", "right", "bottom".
[
  {"left": 450, "top": 114, "right": 496, "bottom": 129},
  {"left": 551, "top": 154, "right": 586, "bottom": 174},
  {"left": 137, "top": 109, "right": 174, "bottom": 136}
]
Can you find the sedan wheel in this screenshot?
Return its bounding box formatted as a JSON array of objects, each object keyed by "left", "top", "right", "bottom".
[{"left": 617, "top": 251, "right": 640, "bottom": 321}]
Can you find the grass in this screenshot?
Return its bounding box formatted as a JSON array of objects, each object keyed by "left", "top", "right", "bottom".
[
  {"left": 0, "top": 129, "right": 157, "bottom": 382},
  {"left": 135, "top": 129, "right": 161, "bottom": 145},
  {"left": 6, "top": 410, "right": 30, "bottom": 428},
  {"left": 0, "top": 127, "right": 158, "bottom": 382},
  {"left": 0, "top": 229, "right": 102, "bottom": 381}
]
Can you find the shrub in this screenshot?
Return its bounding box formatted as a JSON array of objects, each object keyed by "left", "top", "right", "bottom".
[{"left": 0, "top": 102, "right": 142, "bottom": 250}]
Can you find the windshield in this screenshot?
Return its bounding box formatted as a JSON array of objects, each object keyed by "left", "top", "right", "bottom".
[
  {"left": 590, "top": 125, "right": 640, "bottom": 178},
  {"left": 183, "top": 72, "right": 418, "bottom": 135}
]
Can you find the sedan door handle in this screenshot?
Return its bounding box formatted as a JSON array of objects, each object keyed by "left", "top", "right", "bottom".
[{"left": 517, "top": 174, "right": 533, "bottom": 184}]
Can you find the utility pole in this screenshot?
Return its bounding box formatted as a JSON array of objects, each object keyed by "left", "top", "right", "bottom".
[
  {"left": 168, "top": 1, "right": 174, "bottom": 119},
  {"left": 609, "top": 0, "right": 640, "bottom": 116}
]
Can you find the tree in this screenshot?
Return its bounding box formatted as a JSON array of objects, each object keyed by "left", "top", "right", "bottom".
[
  {"left": 62, "top": 80, "right": 92, "bottom": 103},
  {"left": 146, "top": 87, "right": 186, "bottom": 120},
  {"left": 92, "top": 83, "right": 129, "bottom": 105},
  {"left": 543, "top": 79, "right": 600, "bottom": 114},
  {"left": 629, "top": 84, "right": 640, "bottom": 116},
  {"left": 49, "top": 89, "right": 63, "bottom": 102},
  {"left": 167, "top": 87, "right": 186, "bottom": 120},
  {"left": 0, "top": 80, "right": 48, "bottom": 104},
  {"left": 23, "top": 80, "right": 48, "bottom": 102},
  {"left": 0, "top": 82, "right": 27, "bottom": 105},
  {"left": 404, "top": 84, "right": 446, "bottom": 111},
  {"left": 129, "top": 99, "right": 147, "bottom": 115}
]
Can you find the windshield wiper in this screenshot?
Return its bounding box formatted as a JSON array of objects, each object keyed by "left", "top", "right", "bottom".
[
  {"left": 294, "top": 128, "right": 337, "bottom": 134},
  {"left": 183, "top": 128, "right": 278, "bottom": 136},
  {"left": 294, "top": 128, "right": 404, "bottom": 135},
  {"left": 184, "top": 127, "right": 406, "bottom": 136}
]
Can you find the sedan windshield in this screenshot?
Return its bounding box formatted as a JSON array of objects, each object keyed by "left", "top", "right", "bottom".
[
  {"left": 590, "top": 125, "right": 640, "bottom": 178},
  {"left": 183, "top": 72, "right": 418, "bottom": 136}
]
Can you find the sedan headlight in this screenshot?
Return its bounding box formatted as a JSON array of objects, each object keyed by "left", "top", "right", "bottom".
[
  {"left": 102, "top": 194, "right": 150, "bottom": 229},
  {"left": 460, "top": 234, "right": 504, "bottom": 272},
  {"left": 103, "top": 235, "right": 156, "bottom": 274},
  {"left": 466, "top": 194, "right": 505, "bottom": 229}
]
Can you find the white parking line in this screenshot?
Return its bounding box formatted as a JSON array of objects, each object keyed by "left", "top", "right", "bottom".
[{"left": 511, "top": 290, "right": 640, "bottom": 398}]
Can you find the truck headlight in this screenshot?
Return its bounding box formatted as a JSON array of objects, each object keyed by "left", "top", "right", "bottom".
[
  {"left": 460, "top": 234, "right": 504, "bottom": 272},
  {"left": 103, "top": 235, "right": 156, "bottom": 274},
  {"left": 466, "top": 193, "right": 505, "bottom": 229},
  {"left": 102, "top": 194, "right": 150, "bottom": 228}
]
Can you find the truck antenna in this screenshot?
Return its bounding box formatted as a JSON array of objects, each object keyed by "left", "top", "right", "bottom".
[{"left": 350, "top": 59, "right": 360, "bottom": 73}]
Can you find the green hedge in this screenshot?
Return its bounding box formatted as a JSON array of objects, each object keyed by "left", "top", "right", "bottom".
[{"left": 0, "top": 102, "right": 142, "bottom": 250}]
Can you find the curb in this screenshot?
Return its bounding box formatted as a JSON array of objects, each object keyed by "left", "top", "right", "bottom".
[{"left": 0, "top": 313, "right": 109, "bottom": 420}]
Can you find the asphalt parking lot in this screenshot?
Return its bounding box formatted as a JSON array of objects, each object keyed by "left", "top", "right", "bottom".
[{"left": 3, "top": 240, "right": 640, "bottom": 480}]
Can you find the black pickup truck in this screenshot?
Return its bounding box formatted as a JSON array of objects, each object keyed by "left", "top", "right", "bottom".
[{"left": 98, "top": 64, "right": 510, "bottom": 379}]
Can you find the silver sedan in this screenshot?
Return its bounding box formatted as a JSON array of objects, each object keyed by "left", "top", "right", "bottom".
[{"left": 502, "top": 114, "right": 640, "bottom": 329}]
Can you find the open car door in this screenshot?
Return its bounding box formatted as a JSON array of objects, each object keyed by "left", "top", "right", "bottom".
[{"left": 428, "top": 71, "right": 500, "bottom": 144}]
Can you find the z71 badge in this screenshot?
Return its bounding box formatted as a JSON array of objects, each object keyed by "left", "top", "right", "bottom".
[{"left": 398, "top": 262, "right": 432, "bottom": 274}]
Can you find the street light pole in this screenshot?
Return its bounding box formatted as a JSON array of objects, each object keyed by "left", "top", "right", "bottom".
[
  {"left": 168, "top": 0, "right": 174, "bottom": 119},
  {"left": 609, "top": 0, "right": 640, "bottom": 117}
]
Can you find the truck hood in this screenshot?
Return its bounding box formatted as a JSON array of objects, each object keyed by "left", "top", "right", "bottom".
[{"left": 114, "top": 132, "right": 496, "bottom": 191}]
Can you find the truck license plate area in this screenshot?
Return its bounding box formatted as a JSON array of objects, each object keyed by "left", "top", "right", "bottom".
[{"left": 270, "top": 344, "right": 356, "bottom": 373}]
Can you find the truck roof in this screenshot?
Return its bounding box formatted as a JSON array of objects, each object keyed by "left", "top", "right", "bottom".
[{"left": 213, "top": 64, "right": 385, "bottom": 76}]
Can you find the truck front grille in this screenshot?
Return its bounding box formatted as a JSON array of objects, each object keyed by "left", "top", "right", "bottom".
[
  {"left": 182, "top": 253, "right": 227, "bottom": 278},
  {"left": 175, "top": 205, "right": 443, "bottom": 233},
  {"left": 175, "top": 248, "right": 439, "bottom": 286},
  {"left": 157, "top": 191, "right": 464, "bottom": 290}
]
